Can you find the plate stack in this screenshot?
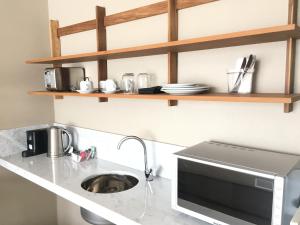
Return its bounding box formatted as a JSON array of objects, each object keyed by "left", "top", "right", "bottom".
[{"left": 161, "top": 83, "right": 210, "bottom": 95}]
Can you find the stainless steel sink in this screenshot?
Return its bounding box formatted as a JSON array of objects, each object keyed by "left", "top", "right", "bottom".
[
  {"left": 81, "top": 173, "right": 139, "bottom": 194},
  {"left": 80, "top": 173, "right": 139, "bottom": 224},
  {"left": 80, "top": 208, "right": 114, "bottom": 225}
]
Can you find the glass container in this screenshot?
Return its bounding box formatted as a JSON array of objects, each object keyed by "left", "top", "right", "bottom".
[
  {"left": 137, "top": 73, "right": 151, "bottom": 90},
  {"left": 121, "top": 73, "right": 135, "bottom": 94}
]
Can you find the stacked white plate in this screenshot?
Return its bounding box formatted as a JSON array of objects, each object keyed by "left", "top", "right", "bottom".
[{"left": 161, "top": 83, "right": 210, "bottom": 95}]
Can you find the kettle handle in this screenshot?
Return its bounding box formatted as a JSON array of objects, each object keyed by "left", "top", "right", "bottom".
[{"left": 62, "top": 129, "right": 72, "bottom": 153}]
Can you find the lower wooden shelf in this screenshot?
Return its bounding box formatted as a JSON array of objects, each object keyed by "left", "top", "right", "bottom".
[{"left": 28, "top": 91, "right": 300, "bottom": 104}]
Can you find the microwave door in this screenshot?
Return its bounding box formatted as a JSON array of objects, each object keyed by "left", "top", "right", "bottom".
[{"left": 177, "top": 158, "right": 274, "bottom": 225}]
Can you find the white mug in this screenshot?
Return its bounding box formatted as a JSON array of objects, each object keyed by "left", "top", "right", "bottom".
[
  {"left": 80, "top": 77, "right": 93, "bottom": 91},
  {"left": 99, "top": 79, "right": 117, "bottom": 91}
]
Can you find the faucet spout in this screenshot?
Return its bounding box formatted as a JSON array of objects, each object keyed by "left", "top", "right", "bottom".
[{"left": 117, "top": 136, "right": 153, "bottom": 181}]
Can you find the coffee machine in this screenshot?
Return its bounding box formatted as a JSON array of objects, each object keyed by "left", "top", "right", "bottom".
[{"left": 22, "top": 129, "right": 48, "bottom": 157}]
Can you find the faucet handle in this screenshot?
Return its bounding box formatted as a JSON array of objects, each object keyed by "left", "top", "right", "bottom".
[{"left": 145, "top": 168, "right": 153, "bottom": 181}]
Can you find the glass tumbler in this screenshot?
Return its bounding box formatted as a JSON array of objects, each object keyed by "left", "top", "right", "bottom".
[
  {"left": 137, "top": 73, "right": 151, "bottom": 90},
  {"left": 121, "top": 73, "right": 135, "bottom": 94}
]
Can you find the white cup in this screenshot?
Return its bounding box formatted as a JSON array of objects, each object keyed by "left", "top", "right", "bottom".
[
  {"left": 99, "top": 79, "right": 117, "bottom": 91},
  {"left": 99, "top": 81, "right": 107, "bottom": 90},
  {"left": 80, "top": 78, "right": 93, "bottom": 91}
]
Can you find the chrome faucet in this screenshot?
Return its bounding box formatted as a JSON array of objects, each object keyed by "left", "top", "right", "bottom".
[{"left": 117, "top": 136, "right": 153, "bottom": 181}]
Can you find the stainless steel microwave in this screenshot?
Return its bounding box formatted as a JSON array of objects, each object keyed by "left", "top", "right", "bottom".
[{"left": 172, "top": 142, "right": 300, "bottom": 225}]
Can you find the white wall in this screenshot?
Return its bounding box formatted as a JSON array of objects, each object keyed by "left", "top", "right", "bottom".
[
  {"left": 46, "top": 0, "right": 300, "bottom": 224},
  {"left": 48, "top": 0, "right": 300, "bottom": 154},
  {"left": 0, "top": 0, "right": 54, "bottom": 129},
  {"left": 0, "top": 0, "right": 56, "bottom": 224}
]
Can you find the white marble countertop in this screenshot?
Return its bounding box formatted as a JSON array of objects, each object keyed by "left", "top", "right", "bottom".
[{"left": 0, "top": 153, "right": 209, "bottom": 225}]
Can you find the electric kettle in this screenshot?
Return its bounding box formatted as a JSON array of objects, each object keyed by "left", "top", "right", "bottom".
[{"left": 47, "top": 126, "right": 72, "bottom": 158}]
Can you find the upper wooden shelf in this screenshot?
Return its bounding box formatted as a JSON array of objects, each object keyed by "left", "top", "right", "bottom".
[
  {"left": 26, "top": 24, "right": 300, "bottom": 64},
  {"left": 28, "top": 91, "right": 300, "bottom": 104}
]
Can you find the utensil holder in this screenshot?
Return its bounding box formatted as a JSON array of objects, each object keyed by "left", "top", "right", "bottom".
[{"left": 227, "top": 70, "right": 254, "bottom": 94}]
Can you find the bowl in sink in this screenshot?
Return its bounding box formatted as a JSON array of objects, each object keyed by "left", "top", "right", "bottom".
[{"left": 81, "top": 173, "right": 139, "bottom": 194}]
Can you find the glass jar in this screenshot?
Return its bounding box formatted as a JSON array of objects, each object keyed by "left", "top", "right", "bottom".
[
  {"left": 137, "top": 73, "right": 151, "bottom": 90},
  {"left": 121, "top": 73, "right": 135, "bottom": 94}
]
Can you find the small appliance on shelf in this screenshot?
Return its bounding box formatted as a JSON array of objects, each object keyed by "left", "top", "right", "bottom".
[
  {"left": 161, "top": 83, "right": 210, "bottom": 95},
  {"left": 44, "top": 67, "right": 86, "bottom": 91}
]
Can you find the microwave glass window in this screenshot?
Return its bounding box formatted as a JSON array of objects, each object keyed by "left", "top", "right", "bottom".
[{"left": 178, "top": 159, "right": 273, "bottom": 225}]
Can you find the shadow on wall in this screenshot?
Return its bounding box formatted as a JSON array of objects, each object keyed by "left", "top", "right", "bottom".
[{"left": 0, "top": 168, "right": 57, "bottom": 225}]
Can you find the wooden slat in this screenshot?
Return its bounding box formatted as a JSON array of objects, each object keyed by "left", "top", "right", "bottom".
[
  {"left": 26, "top": 25, "right": 300, "bottom": 64},
  {"left": 107, "top": 0, "right": 218, "bottom": 26},
  {"left": 168, "top": 0, "right": 178, "bottom": 106},
  {"left": 28, "top": 91, "right": 300, "bottom": 105},
  {"left": 288, "top": 0, "right": 298, "bottom": 23},
  {"left": 284, "top": 0, "right": 298, "bottom": 112},
  {"left": 58, "top": 20, "right": 96, "bottom": 37},
  {"left": 176, "top": 0, "right": 216, "bottom": 10},
  {"left": 104, "top": 1, "right": 167, "bottom": 27},
  {"left": 57, "top": 0, "right": 218, "bottom": 36},
  {"left": 285, "top": 38, "right": 296, "bottom": 112},
  {"left": 96, "top": 6, "right": 108, "bottom": 103},
  {"left": 50, "top": 20, "right": 61, "bottom": 67}
]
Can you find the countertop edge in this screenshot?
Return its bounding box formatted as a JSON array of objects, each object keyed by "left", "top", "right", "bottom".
[{"left": 0, "top": 158, "right": 140, "bottom": 225}]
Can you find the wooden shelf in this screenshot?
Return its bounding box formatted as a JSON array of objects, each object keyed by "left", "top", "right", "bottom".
[
  {"left": 28, "top": 91, "right": 300, "bottom": 104},
  {"left": 26, "top": 1, "right": 300, "bottom": 113},
  {"left": 26, "top": 24, "right": 300, "bottom": 64}
]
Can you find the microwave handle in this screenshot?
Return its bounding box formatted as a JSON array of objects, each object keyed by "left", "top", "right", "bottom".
[{"left": 291, "top": 208, "right": 300, "bottom": 225}]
